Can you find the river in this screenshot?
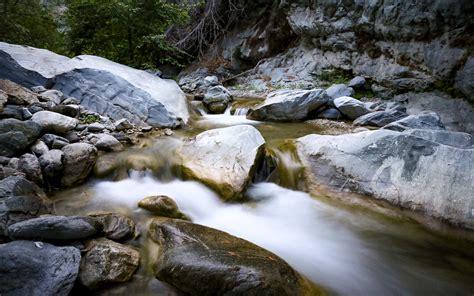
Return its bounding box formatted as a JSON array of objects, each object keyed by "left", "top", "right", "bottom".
[{"left": 52, "top": 99, "right": 474, "bottom": 295}]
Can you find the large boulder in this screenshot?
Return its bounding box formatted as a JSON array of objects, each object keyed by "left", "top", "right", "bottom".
[
  {"left": 0, "top": 42, "right": 189, "bottom": 128},
  {"left": 325, "top": 84, "right": 354, "bottom": 99},
  {"left": 0, "top": 119, "right": 41, "bottom": 157},
  {"left": 333, "top": 96, "right": 371, "bottom": 119},
  {"left": 0, "top": 176, "right": 51, "bottom": 238},
  {"left": 403, "top": 129, "right": 473, "bottom": 149},
  {"left": 247, "top": 89, "right": 329, "bottom": 121},
  {"left": 8, "top": 215, "right": 99, "bottom": 241},
  {"left": 0, "top": 240, "right": 80, "bottom": 296},
  {"left": 31, "top": 111, "right": 78, "bottom": 134},
  {"left": 61, "top": 143, "right": 98, "bottom": 187},
  {"left": 203, "top": 85, "right": 232, "bottom": 114},
  {"left": 178, "top": 125, "right": 265, "bottom": 201},
  {"left": 148, "top": 218, "right": 315, "bottom": 296},
  {"left": 297, "top": 129, "right": 474, "bottom": 229},
  {"left": 79, "top": 238, "right": 140, "bottom": 289}
]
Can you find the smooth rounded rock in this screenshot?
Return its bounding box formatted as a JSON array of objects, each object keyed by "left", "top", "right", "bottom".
[
  {"left": 32, "top": 111, "right": 78, "bottom": 134},
  {"left": 333, "top": 96, "right": 371, "bottom": 120},
  {"left": 61, "top": 143, "right": 98, "bottom": 187},
  {"left": 89, "top": 213, "right": 136, "bottom": 242},
  {"left": 138, "top": 195, "right": 188, "bottom": 219},
  {"left": 18, "top": 153, "right": 43, "bottom": 185}
]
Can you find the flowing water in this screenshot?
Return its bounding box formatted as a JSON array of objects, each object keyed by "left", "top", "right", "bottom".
[{"left": 53, "top": 99, "right": 474, "bottom": 295}]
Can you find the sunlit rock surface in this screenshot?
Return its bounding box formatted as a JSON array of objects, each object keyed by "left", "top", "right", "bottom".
[{"left": 0, "top": 42, "right": 189, "bottom": 127}]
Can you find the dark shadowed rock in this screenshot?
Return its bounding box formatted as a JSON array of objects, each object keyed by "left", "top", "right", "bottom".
[
  {"left": 61, "top": 143, "right": 98, "bottom": 187},
  {"left": 0, "top": 176, "right": 51, "bottom": 237},
  {"left": 248, "top": 89, "right": 329, "bottom": 121},
  {"left": 39, "top": 149, "right": 64, "bottom": 185},
  {"left": 316, "top": 107, "right": 343, "bottom": 120},
  {"left": 0, "top": 119, "right": 41, "bottom": 157},
  {"left": 148, "top": 218, "right": 317, "bottom": 296},
  {"left": 8, "top": 215, "right": 98, "bottom": 240},
  {"left": 79, "top": 238, "right": 140, "bottom": 289},
  {"left": 0, "top": 240, "right": 80, "bottom": 296},
  {"left": 89, "top": 213, "right": 136, "bottom": 242}
]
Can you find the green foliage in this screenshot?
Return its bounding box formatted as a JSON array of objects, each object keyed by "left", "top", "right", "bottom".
[
  {"left": 64, "top": 0, "right": 194, "bottom": 68},
  {"left": 319, "top": 68, "right": 353, "bottom": 85},
  {"left": 0, "top": 0, "right": 65, "bottom": 53},
  {"left": 432, "top": 80, "right": 465, "bottom": 98},
  {"left": 80, "top": 114, "right": 100, "bottom": 124},
  {"left": 353, "top": 89, "right": 375, "bottom": 101}
]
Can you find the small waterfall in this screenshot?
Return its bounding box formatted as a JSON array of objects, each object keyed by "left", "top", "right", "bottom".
[{"left": 233, "top": 107, "right": 249, "bottom": 116}]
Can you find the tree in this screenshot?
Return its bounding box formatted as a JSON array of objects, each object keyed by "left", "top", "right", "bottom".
[
  {"left": 0, "top": 0, "right": 65, "bottom": 53},
  {"left": 65, "top": 0, "right": 194, "bottom": 68}
]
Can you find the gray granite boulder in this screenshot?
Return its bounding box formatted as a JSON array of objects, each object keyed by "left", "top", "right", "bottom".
[
  {"left": 39, "top": 149, "right": 64, "bottom": 185},
  {"left": 31, "top": 111, "right": 78, "bottom": 134},
  {"left": 203, "top": 85, "right": 232, "bottom": 114},
  {"left": 383, "top": 111, "right": 445, "bottom": 131},
  {"left": 18, "top": 153, "right": 43, "bottom": 185},
  {"left": 326, "top": 84, "right": 354, "bottom": 99},
  {"left": 354, "top": 110, "right": 408, "bottom": 127},
  {"left": 297, "top": 129, "right": 474, "bottom": 229},
  {"left": 61, "top": 143, "right": 98, "bottom": 187},
  {"left": 0, "top": 240, "right": 80, "bottom": 296},
  {"left": 333, "top": 96, "right": 371, "bottom": 120}
]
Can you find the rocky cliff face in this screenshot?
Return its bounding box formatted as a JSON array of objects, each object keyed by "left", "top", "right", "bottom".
[{"left": 190, "top": 0, "right": 474, "bottom": 101}]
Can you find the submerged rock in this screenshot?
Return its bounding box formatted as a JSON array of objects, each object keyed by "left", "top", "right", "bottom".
[
  {"left": 79, "top": 238, "right": 140, "bottom": 289},
  {"left": 31, "top": 111, "right": 78, "bottom": 134},
  {"left": 0, "top": 119, "right": 41, "bottom": 157},
  {"left": 247, "top": 89, "right": 329, "bottom": 121},
  {"left": 8, "top": 215, "right": 98, "bottom": 240},
  {"left": 61, "top": 143, "right": 98, "bottom": 187},
  {"left": 148, "top": 218, "right": 316, "bottom": 296},
  {"left": 178, "top": 125, "right": 265, "bottom": 201},
  {"left": 297, "top": 129, "right": 474, "bottom": 229},
  {"left": 0, "top": 240, "right": 80, "bottom": 296}
]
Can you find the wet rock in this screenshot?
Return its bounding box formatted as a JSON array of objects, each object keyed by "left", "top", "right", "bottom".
[
  {"left": 93, "top": 155, "right": 119, "bottom": 178},
  {"left": 148, "top": 218, "right": 312, "bottom": 296},
  {"left": 42, "top": 133, "right": 70, "bottom": 149},
  {"left": 39, "top": 89, "right": 63, "bottom": 105},
  {"left": 203, "top": 85, "right": 232, "bottom": 114},
  {"left": 354, "top": 110, "right": 408, "bottom": 127},
  {"left": 0, "top": 119, "right": 42, "bottom": 157},
  {"left": 113, "top": 118, "right": 133, "bottom": 131},
  {"left": 125, "top": 154, "right": 161, "bottom": 172},
  {"left": 89, "top": 213, "right": 136, "bottom": 242},
  {"left": 32, "top": 111, "right": 78, "bottom": 134},
  {"left": 39, "top": 149, "right": 64, "bottom": 185},
  {"left": 316, "top": 107, "right": 342, "bottom": 120},
  {"left": 333, "top": 96, "right": 371, "bottom": 120},
  {"left": 61, "top": 143, "right": 98, "bottom": 187},
  {"left": 94, "top": 134, "right": 124, "bottom": 152},
  {"left": 326, "top": 84, "right": 355, "bottom": 99},
  {"left": 348, "top": 76, "right": 366, "bottom": 90},
  {"left": 297, "top": 129, "right": 474, "bottom": 229},
  {"left": 138, "top": 196, "right": 188, "bottom": 219},
  {"left": 18, "top": 153, "right": 43, "bottom": 185},
  {"left": 178, "top": 125, "right": 265, "bottom": 201},
  {"left": 8, "top": 215, "right": 98, "bottom": 240},
  {"left": 247, "top": 89, "right": 329, "bottom": 121},
  {"left": 0, "top": 79, "right": 39, "bottom": 105},
  {"left": 79, "top": 238, "right": 140, "bottom": 289},
  {"left": 0, "top": 240, "right": 80, "bottom": 296},
  {"left": 383, "top": 111, "right": 445, "bottom": 132},
  {"left": 0, "top": 176, "right": 51, "bottom": 237}
]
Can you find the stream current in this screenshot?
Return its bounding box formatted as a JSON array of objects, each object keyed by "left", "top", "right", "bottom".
[{"left": 53, "top": 99, "right": 474, "bottom": 295}]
